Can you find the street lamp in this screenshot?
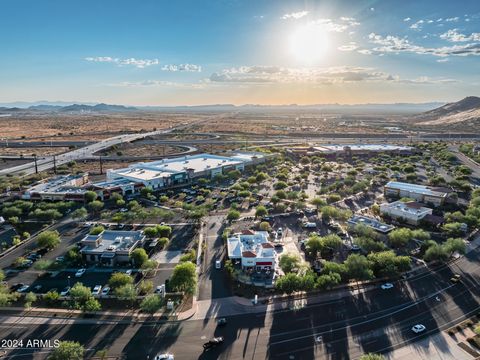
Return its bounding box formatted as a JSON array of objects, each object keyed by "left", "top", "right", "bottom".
[{"left": 67, "top": 275, "right": 71, "bottom": 288}]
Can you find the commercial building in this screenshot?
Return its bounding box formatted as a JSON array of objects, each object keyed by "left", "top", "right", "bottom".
[
  {"left": 79, "top": 230, "right": 145, "bottom": 266},
  {"left": 287, "top": 144, "right": 413, "bottom": 159},
  {"left": 104, "top": 152, "right": 267, "bottom": 191},
  {"left": 21, "top": 174, "right": 89, "bottom": 202},
  {"left": 380, "top": 201, "right": 433, "bottom": 225},
  {"left": 347, "top": 215, "right": 395, "bottom": 234},
  {"left": 384, "top": 181, "right": 452, "bottom": 207},
  {"left": 227, "top": 230, "right": 277, "bottom": 271}
]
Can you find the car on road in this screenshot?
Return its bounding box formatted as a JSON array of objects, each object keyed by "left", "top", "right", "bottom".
[
  {"left": 451, "top": 274, "right": 461, "bottom": 283},
  {"left": 101, "top": 286, "right": 110, "bottom": 296},
  {"left": 203, "top": 337, "right": 224, "bottom": 350},
  {"left": 217, "top": 318, "right": 227, "bottom": 326},
  {"left": 215, "top": 260, "right": 221, "bottom": 269},
  {"left": 154, "top": 354, "right": 174, "bottom": 360},
  {"left": 125, "top": 269, "right": 133, "bottom": 275},
  {"left": 60, "top": 287, "right": 71, "bottom": 296},
  {"left": 92, "top": 285, "right": 102, "bottom": 295},
  {"left": 411, "top": 324, "right": 426, "bottom": 333},
  {"left": 55, "top": 256, "right": 65, "bottom": 262},
  {"left": 75, "top": 268, "right": 86, "bottom": 277},
  {"left": 17, "top": 284, "right": 30, "bottom": 293},
  {"left": 381, "top": 283, "right": 394, "bottom": 290},
  {"left": 154, "top": 285, "right": 165, "bottom": 295}
]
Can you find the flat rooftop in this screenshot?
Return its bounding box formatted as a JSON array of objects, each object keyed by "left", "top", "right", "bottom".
[
  {"left": 348, "top": 215, "right": 395, "bottom": 233},
  {"left": 81, "top": 230, "right": 144, "bottom": 253},
  {"left": 381, "top": 201, "right": 432, "bottom": 216},
  {"left": 385, "top": 181, "right": 449, "bottom": 198},
  {"left": 141, "top": 154, "right": 243, "bottom": 173},
  {"left": 114, "top": 167, "right": 175, "bottom": 181},
  {"left": 25, "top": 174, "right": 87, "bottom": 194}
]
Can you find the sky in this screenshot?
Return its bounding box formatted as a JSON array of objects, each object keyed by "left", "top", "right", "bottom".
[{"left": 1, "top": 0, "right": 480, "bottom": 106}]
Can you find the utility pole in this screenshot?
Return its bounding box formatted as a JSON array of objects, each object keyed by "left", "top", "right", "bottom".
[
  {"left": 53, "top": 155, "right": 57, "bottom": 174},
  {"left": 99, "top": 156, "right": 103, "bottom": 175},
  {"left": 33, "top": 154, "right": 38, "bottom": 174}
]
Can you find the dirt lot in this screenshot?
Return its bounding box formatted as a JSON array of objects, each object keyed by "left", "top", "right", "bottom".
[{"left": 0, "top": 146, "right": 71, "bottom": 156}]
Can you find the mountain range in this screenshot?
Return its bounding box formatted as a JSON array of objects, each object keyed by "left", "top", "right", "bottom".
[{"left": 412, "top": 96, "right": 480, "bottom": 127}]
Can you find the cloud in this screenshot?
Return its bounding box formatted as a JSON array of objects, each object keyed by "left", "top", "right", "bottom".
[
  {"left": 206, "top": 65, "right": 455, "bottom": 86},
  {"left": 161, "top": 64, "right": 202, "bottom": 72},
  {"left": 368, "top": 32, "right": 480, "bottom": 57},
  {"left": 403, "top": 17, "right": 411, "bottom": 22},
  {"left": 410, "top": 20, "right": 424, "bottom": 30},
  {"left": 85, "top": 56, "right": 159, "bottom": 68},
  {"left": 445, "top": 17, "right": 459, "bottom": 22},
  {"left": 281, "top": 11, "right": 308, "bottom": 20},
  {"left": 109, "top": 80, "right": 205, "bottom": 89},
  {"left": 338, "top": 42, "right": 358, "bottom": 51},
  {"left": 437, "top": 58, "right": 449, "bottom": 62},
  {"left": 440, "top": 29, "right": 480, "bottom": 42},
  {"left": 358, "top": 49, "right": 373, "bottom": 55},
  {"left": 310, "top": 17, "right": 360, "bottom": 33}
]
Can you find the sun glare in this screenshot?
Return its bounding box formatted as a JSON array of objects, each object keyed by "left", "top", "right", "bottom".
[{"left": 289, "top": 23, "right": 329, "bottom": 63}]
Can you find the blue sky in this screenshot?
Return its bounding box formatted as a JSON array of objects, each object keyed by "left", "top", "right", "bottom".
[{"left": 1, "top": 0, "right": 480, "bottom": 105}]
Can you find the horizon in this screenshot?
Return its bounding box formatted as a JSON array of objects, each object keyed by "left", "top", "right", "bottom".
[{"left": 1, "top": 0, "right": 480, "bottom": 106}]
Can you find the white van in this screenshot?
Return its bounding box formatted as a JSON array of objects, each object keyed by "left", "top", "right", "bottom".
[{"left": 215, "top": 260, "right": 221, "bottom": 269}]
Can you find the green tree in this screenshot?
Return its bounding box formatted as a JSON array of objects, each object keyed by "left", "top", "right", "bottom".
[
  {"left": 84, "top": 297, "right": 101, "bottom": 312},
  {"left": 227, "top": 209, "right": 240, "bottom": 221},
  {"left": 138, "top": 280, "right": 154, "bottom": 295},
  {"left": 37, "top": 230, "right": 61, "bottom": 249},
  {"left": 258, "top": 221, "right": 271, "bottom": 231},
  {"left": 311, "top": 197, "right": 327, "bottom": 209},
  {"left": 344, "top": 254, "right": 373, "bottom": 282},
  {"left": 275, "top": 273, "right": 302, "bottom": 295},
  {"left": 48, "top": 341, "right": 84, "bottom": 360},
  {"left": 143, "top": 226, "right": 158, "bottom": 238},
  {"left": 255, "top": 205, "right": 268, "bottom": 218},
  {"left": 109, "top": 272, "right": 134, "bottom": 289},
  {"left": 169, "top": 262, "right": 197, "bottom": 294},
  {"left": 71, "top": 207, "right": 88, "bottom": 220},
  {"left": 316, "top": 272, "right": 341, "bottom": 290},
  {"left": 115, "top": 284, "right": 137, "bottom": 303},
  {"left": 87, "top": 200, "right": 104, "bottom": 214},
  {"left": 387, "top": 228, "right": 413, "bottom": 248},
  {"left": 274, "top": 181, "right": 288, "bottom": 190},
  {"left": 89, "top": 225, "right": 104, "bottom": 235},
  {"left": 359, "top": 354, "right": 385, "bottom": 360},
  {"left": 24, "top": 292, "right": 37, "bottom": 309},
  {"left": 140, "top": 294, "right": 163, "bottom": 314},
  {"left": 84, "top": 191, "right": 98, "bottom": 203},
  {"left": 130, "top": 248, "right": 148, "bottom": 267},
  {"left": 279, "top": 253, "right": 301, "bottom": 273}
]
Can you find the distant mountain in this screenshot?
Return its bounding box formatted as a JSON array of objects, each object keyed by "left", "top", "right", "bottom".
[
  {"left": 59, "top": 103, "right": 138, "bottom": 113},
  {"left": 413, "top": 96, "right": 480, "bottom": 126}
]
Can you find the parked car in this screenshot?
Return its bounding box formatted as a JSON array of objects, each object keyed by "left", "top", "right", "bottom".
[
  {"left": 55, "top": 256, "right": 65, "bottom": 262},
  {"left": 75, "top": 268, "right": 86, "bottom": 277},
  {"left": 101, "top": 286, "right": 110, "bottom": 296},
  {"left": 203, "top": 337, "right": 224, "bottom": 350},
  {"left": 154, "top": 354, "right": 174, "bottom": 360},
  {"left": 92, "top": 285, "right": 102, "bottom": 295},
  {"left": 381, "top": 283, "right": 394, "bottom": 290},
  {"left": 11, "top": 283, "right": 25, "bottom": 292},
  {"left": 17, "top": 284, "right": 30, "bottom": 293},
  {"left": 451, "top": 274, "right": 461, "bottom": 283},
  {"left": 125, "top": 269, "right": 133, "bottom": 275},
  {"left": 60, "top": 287, "right": 71, "bottom": 296},
  {"left": 411, "top": 324, "right": 426, "bottom": 334},
  {"left": 217, "top": 318, "right": 227, "bottom": 326}
]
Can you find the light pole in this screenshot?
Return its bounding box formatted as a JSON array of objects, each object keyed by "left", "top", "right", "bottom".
[{"left": 67, "top": 275, "right": 71, "bottom": 288}]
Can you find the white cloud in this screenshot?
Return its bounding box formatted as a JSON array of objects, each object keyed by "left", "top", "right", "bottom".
[
  {"left": 109, "top": 80, "right": 205, "bottom": 89},
  {"left": 161, "top": 64, "right": 202, "bottom": 72},
  {"left": 368, "top": 32, "right": 480, "bottom": 57},
  {"left": 410, "top": 19, "right": 424, "bottom": 30},
  {"left": 437, "top": 58, "right": 449, "bottom": 63},
  {"left": 310, "top": 17, "right": 360, "bottom": 33},
  {"left": 403, "top": 17, "right": 411, "bottom": 22},
  {"left": 440, "top": 29, "right": 480, "bottom": 42},
  {"left": 282, "top": 11, "right": 308, "bottom": 20},
  {"left": 85, "top": 56, "right": 159, "bottom": 68},
  {"left": 445, "top": 17, "right": 459, "bottom": 22},
  {"left": 358, "top": 49, "right": 372, "bottom": 55},
  {"left": 338, "top": 42, "right": 358, "bottom": 51},
  {"left": 207, "top": 65, "right": 456, "bottom": 86}
]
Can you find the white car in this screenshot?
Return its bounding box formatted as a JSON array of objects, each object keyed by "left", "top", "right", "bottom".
[
  {"left": 92, "top": 285, "right": 102, "bottom": 295},
  {"left": 60, "top": 287, "right": 71, "bottom": 296},
  {"left": 75, "top": 268, "right": 86, "bottom": 277},
  {"left": 125, "top": 269, "right": 133, "bottom": 275},
  {"left": 381, "top": 283, "right": 394, "bottom": 290},
  {"left": 101, "top": 286, "right": 110, "bottom": 296},
  {"left": 17, "top": 285, "right": 30, "bottom": 293},
  {"left": 154, "top": 354, "right": 174, "bottom": 360},
  {"left": 411, "top": 324, "right": 426, "bottom": 334}
]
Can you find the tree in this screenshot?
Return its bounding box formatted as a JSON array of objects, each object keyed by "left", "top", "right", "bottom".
[
  {"left": 275, "top": 273, "right": 302, "bottom": 295},
  {"left": 143, "top": 227, "right": 158, "bottom": 238},
  {"left": 115, "top": 284, "right": 137, "bottom": 303},
  {"left": 156, "top": 225, "right": 172, "bottom": 238},
  {"left": 258, "top": 221, "right": 271, "bottom": 231},
  {"left": 359, "top": 354, "right": 385, "bottom": 360},
  {"left": 367, "top": 251, "right": 411, "bottom": 278},
  {"left": 444, "top": 237, "right": 466, "bottom": 256},
  {"left": 43, "top": 290, "right": 60, "bottom": 305},
  {"left": 109, "top": 272, "right": 134, "bottom": 289},
  {"left": 169, "top": 262, "right": 197, "bottom": 294},
  {"left": 158, "top": 237, "right": 169, "bottom": 249},
  {"left": 255, "top": 205, "right": 268, "bottom": 218},
  {"left": 24, "top": 292, "right": 37, "bottom": 308},
  {"left": 140, "top": 294, "right": 163, "bottom": 314},
  {"left": 305, "top": 235, "right": 324, "bottom": 258},
  {"left": 274, "top": 181, "right": 288, "bottom": 190},
  {"left": 88, "top": 200, "right": 104, "bottom": 214},
  {"left": 322, "top": 234, "right": 342, "bottom": 251},
  {"left": 138, "top": 280, "right": 154, "bottom": 295},
  {"left": 84, "top": 191, "right": 98, "bottom": 203},
  {"left": 71, "top": 207, "right": 88, "bottom": 220},
  {"left": 311, "top": 197, "right": 327, "bottom": 209},
  {"left": 48, "top": 341, "right": 84, "bottom": 360},
  {"left": 316, "top": 272, "right": 341, "bottom": 290},
  {"left": 84, "top": 297, "right": 101, "bottom": 312},
  {"left": 70, "top": 283, "right": 92, "bottom": 304},
  {"left": 37, "top": 230, "right": 61, "bottom": 249},
  {"left": 227, "top": 209, "right": 240, "bottom": 221},
  {"left": 279, "top": 253, "right": 301, "bottom": 273},
  {"left": 387, "top": 228, "right": 413, "bottom": 248},
  {"left": 131, "top": 248, "right": 148, "bottom": 267},
  {"left": 424, "top": 242, "right": 449, "bottom": 262},
  {"left": 344, "top": 254, "right": 373, "bottom": 282},
  {"left": 89, "top": 225, "right": 104, "bottom": 235},
  {"left": 442, "top": 222, "right": 464, "bottom": 237},
  {"left": 141, "top": 259, "right": 158, "bottom": 276}
]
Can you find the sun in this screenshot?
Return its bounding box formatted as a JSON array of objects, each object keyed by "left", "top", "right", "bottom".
[{"left": 289, "top": 23, "right": 329, "bottom": 63}]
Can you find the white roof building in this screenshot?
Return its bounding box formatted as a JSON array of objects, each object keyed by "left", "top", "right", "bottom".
[
  {"left": 384, "top": 181, "right": 451, "bottom": 206},
  {"left": 380, "top": 201, "right": 433, "bottom": 225},
  {"left": 227, "top": 230, "right": 277, "bottom": 269}
]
